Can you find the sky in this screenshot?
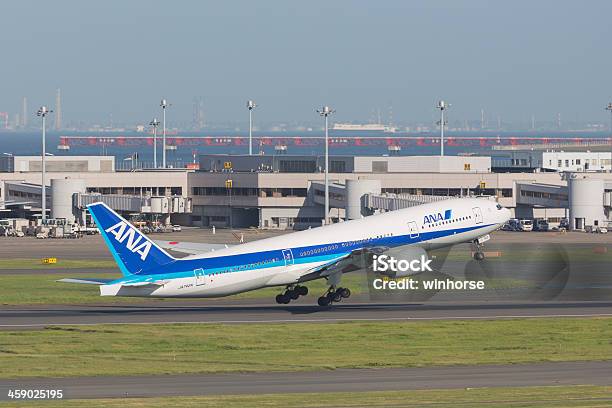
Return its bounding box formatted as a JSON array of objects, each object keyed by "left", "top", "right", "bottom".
[{"left": 1, "top": 0, "right": 611, "bottom": 127}]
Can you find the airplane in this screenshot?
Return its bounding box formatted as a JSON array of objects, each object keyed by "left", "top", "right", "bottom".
[{"left": 60, "top": 197, "right": 511, "bottom": 306}]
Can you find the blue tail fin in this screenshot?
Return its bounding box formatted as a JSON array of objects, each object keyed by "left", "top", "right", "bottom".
[{"left": 87, "top": 202, "right": 175, "bottom": 276}]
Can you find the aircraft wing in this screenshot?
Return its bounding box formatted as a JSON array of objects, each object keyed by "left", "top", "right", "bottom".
[
  {"left": 299, "top": 243, "right": 431, "bottom": 283},
  {"left": 300, "top": 246, "right": 389, "bottom": 281},
  {"left": 154, "top": 240, "right": 233, "bottom": 255}
]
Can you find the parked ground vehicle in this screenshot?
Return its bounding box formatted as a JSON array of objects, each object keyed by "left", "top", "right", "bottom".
[
  {"left": 534, "top": 219, "right": 549, "bottom": 232},
  {"left": 172, "top": 225, "right": 182, "bottom": 232},
  {"left": 519, "top": 219, "right": 533, "bottom": 232},
  {"left": 508, "top": 218, "right": 521, "bottom": 231},
  {"left": 595, "top": 226, "right": 608, "bottom": 234}
]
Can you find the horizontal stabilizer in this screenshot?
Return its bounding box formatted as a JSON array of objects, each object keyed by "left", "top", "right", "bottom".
[
  {"left": 120, "top": 280, "right": 168, "bottom": 287},
  {"left": 155, "top": 240, "right": 232, "bottom": 255},
  {"left": 57, "top": 278, "right": 115, "bottom": 285}
]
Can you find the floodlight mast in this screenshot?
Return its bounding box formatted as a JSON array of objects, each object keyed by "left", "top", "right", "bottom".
[
  {"left": 317, "top": 106, "right": 335, "bottom": 225},
  {"left": 607, "top": 103, "right": 612, "bottom": 133},
  {"left": 247, "top": 100, "right": 257, "bottom": 155},
  {"left": 436, "top": 100, "right": 449, "bottom": 156},
  {"left": 607, "top": 103, "right": 612, "bottom": 172},
  {"left": 150, "top": 118, "right": 160, "bottom": 168},
  {"left": 37, "top": 106, "right": 53, "bottom": 222},
  {"left": 160, "top": 99, "right": 170, "bottom": 168}
]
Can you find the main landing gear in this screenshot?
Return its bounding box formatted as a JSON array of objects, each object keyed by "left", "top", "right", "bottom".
[
  {"left": 317, "top": 286, "right": 351, "bottom": 307},
  {"left": 275, "top": 285, "right": 308, "bottom": 304}
]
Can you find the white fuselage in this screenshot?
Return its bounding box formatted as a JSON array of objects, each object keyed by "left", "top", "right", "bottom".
[{"left": 101, "top": 197, "right": 511, "bottom": 298}]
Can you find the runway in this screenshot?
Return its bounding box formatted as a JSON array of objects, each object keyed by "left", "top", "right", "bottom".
[
  {"left": 2, "top": 300, "right": 612, "bottom": 329},
  {"left": 1, "top": 361, "right": 611, "bottom": 400}
]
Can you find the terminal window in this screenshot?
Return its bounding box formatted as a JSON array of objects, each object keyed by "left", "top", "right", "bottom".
[
  {"left": 372, "top": 161, "right": 388, "bottom": 173},
  {"left": 279, "top": 160, "right": 316, "bottom": 173},
  {"left": 330, "top": 161, "right": 347, "bottom": 173}
]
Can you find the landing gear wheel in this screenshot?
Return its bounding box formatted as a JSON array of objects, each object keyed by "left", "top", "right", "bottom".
[
  {"left": 474, "top": 251, "right": 485, "bottom": 261},
  {"left": 330, "top": 291, "right": 342, "bottom": 302},
  {"left": 288, "top": 289, "right": 300, "bottom": 300},
  {"left": 318, "top": 296, "right": 331, "bottom": 307},
  {"left": 276, "top": 294, "right": 288, "bottom": 304},
  {"left": 338, "top": 287, "right": 351, "bottom": 298},
  {"left": 297, "top": 286, "right": 308, "bottom": 296}
]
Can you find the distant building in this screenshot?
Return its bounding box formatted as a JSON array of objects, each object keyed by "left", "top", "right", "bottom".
[
  {"left": 493, "top": 151, "right": 612, "bottom": 173},
  {"left": 54, "top": 89, "right": 62, "bottom": 130},
  {"left": 21, "top": 97, "right": 27, "bottom": 128},
  {"left": 1, "top": 153, "right": 611, "bottom": 232},
  {"left": 192, "top": 97, "right": 205, "bottom": 130},
  {"left": 3, "top": 156, "right": 115, "bottom": 173}
]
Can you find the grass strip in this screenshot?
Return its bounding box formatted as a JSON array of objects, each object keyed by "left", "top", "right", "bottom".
[
  {"left": 1, "top": 386, "right": 611, "bottom": 408},
  {"left": 1, "top": 318, "right": 611, "bottom": 378}
]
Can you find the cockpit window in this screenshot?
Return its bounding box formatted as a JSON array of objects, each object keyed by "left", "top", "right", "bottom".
[{"left": 496, "top": 204, "right": 503, "bottom": 210}]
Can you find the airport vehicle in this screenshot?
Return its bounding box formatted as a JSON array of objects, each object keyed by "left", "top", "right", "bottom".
[
  {"left": 172, "top": 225, "right": 182, "bottom": 232},
  {"left": 595, "top": 226, "right": 608, "bottom": 234},
  {"left": 61, "top": 198, "right": 510, "bottom": 306},
  {"left": 507, "top": 218, "right": 521, "bottom": 231},
  {"left": 534, "top": 219, "right": 549, "bottom": 232},
  {"left": 519, "top": 219, "right": 533, "bottom": 232}
]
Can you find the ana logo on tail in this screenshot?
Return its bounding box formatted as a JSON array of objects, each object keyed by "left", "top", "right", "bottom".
[{"left": 105, "top": 221, "right": 152, "bottom": 261}]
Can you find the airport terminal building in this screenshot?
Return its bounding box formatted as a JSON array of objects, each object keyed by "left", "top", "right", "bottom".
[{"left": 1, "top": 153, "right": 612, "bottom": 232}]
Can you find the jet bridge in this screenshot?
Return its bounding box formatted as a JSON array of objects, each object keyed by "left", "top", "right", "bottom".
[
  {"left": 74, "top": 193, "right": 192, "bottom": 215},
  {"left": 310, "top": 179, "right": 453, "bottom": 219}
]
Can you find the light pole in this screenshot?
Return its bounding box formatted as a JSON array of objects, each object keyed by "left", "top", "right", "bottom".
[
  {"left": 37, "top": 106, "right": 53, "bottom": 223},
  {"left": 150, "top": 118, "right": 160, "bottom": 168},
  {"left": 436, "top": 100, "right": 449, "bottom": 156},
  {"left": 607, "top": 103, "right": 612, "bottom": 173},
  {"left": 247, "top": 100, "right": 256, "bottom": 155},
  {"left": 606, "top": 103, "right": 612, "bottom": 133},
  {"left": 160, "top": 99, "right": 170, "bottom": 168},
  {"left": 225, "top": 179, "right": 233, "bottom": 229},
  {"left": 317, "top": 106, "right": 335, "bottom": 225}
]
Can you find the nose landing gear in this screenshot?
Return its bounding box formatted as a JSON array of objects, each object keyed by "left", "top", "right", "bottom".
[
  {"left": 317, "top": 286, "right": 351, "bottom": 307},
  {"left": 472, "top": 235, "right": 490, "bottom": 261},
  {"left": 275, "top": 285, "right": 308, "bottom": 304}
]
